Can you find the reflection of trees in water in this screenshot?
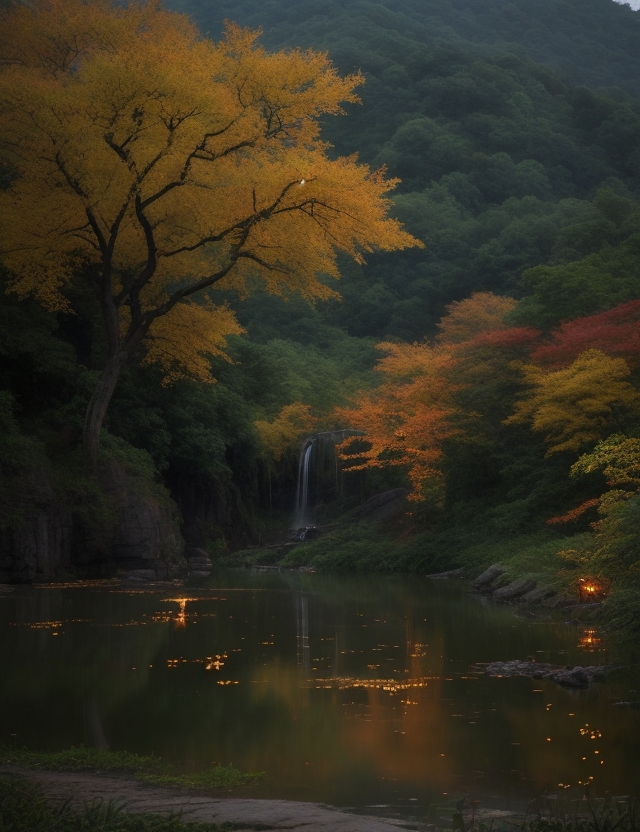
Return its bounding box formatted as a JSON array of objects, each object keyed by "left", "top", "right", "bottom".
[
  {"left": 0, "top": 586, "right": 171, "bottom": 750},
  {"left": 87, "top": 696, "right": 109, "bottom": 750},
  {"left": 3, "top": 579, "right": 639, "bottom": 803}
]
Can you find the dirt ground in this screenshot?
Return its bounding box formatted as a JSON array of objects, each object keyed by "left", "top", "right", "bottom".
[{"left": 1, "top": 766, "right": 425, "bottom": 831}]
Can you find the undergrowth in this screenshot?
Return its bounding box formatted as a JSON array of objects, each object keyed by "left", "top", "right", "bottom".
[{"left": 431, "top": 793, "right": 640, "bottom": 832}]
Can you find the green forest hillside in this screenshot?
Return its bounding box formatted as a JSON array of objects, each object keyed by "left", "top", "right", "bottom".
[
  {"left": 170, "top": 0, "right": 640, "bottom": 340},
  {"left": 172, "top": 0, "right": 640, "bottom": 96},
  {"left": 1, "top": 0, "right": 639, "bottom": 631}
]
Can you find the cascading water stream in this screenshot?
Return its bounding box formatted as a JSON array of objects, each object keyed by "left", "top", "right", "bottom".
[
  {"left": 292, "top": 438, "right": 315, "bottom": 530},
  {"left": 291, "top": 430, "right": 361, "bottom": 533}
]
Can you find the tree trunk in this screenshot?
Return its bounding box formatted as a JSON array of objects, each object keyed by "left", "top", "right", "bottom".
[{"left": 83, "top": 352, "right": 128, "bottom": 471}]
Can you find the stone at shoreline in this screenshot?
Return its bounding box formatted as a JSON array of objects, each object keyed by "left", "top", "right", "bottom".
[
  {"left": 493, "top": 577, "right": 536, "bottom": 601},
  {"left": 471, "top": 659, "right": 619, "bottom": 688},
  {"left": 521, "top": 586, "right": 556, "bottom": 603},
  {"left": 472, "top": 564, "right": 506, "bottom": 590}
]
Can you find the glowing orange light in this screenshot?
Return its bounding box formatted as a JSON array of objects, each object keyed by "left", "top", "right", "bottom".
[
  {"left": 205, "top": 655, "right": 225, "bottom": 671},
  {"left": 165, "top": 597, "right": 199, "bottom": 628},
  {"left": 578, "top": 628, "right": 602, "bottom": 651},
  {"left": 577, "top": 578, "right": 607, "bottom": 602}
]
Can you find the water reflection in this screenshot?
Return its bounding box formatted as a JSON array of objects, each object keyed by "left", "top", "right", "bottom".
[
  {"left": 296, "top": 593, "right": 310, "bottom": 673},
  {"left": 578, "top": 628, "right": 602, "bottom": 651},
  {"left": 0, "top": 572, "right": 638, "bottom": 817}
]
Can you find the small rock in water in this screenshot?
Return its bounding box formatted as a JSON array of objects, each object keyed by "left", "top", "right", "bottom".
[{"left": 471, "top": 659, "right": 620, "bottom": 689}]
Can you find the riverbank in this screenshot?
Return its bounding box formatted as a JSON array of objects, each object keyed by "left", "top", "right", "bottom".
[
  {"left": 0, "top": 767, "right": 424, "bottom": 831},
  {"left": 3, "top": 765, "right": 640, "bottom": 832}
]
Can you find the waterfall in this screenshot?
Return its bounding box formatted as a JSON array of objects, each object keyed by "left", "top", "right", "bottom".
[
  {"left": 291, "top": 430, "right": 362, "bottom": 532},
  {"left": 293, "top": 437, "right": 315, "bottom": 530}
]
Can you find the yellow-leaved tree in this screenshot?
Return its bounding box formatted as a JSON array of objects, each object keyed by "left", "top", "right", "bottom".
[
  {"left": 0, "top": 0, "right": 419, "bottom": 468},
  {"left": 254, "top": 403, "right": 317, "bottom": 468},
  {"left": 505, "top": 349, "right": 640, "bottom": 455}
]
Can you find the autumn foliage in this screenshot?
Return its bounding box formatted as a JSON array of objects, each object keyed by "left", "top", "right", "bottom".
[
  {"left": 505, "top": 349, "right": 640, "bottom": 455},
  {"left": 336, "top": 292, "right": 526, "bottom": 499},
  {"left": 435, "top": 292, "right": 519, "bottom": 344},
  {"left": 531, "top": 301, "right": 640, "bottom": 369},
  {"left": 255, "top": 403, "right": 317, "bottom": 465},
  {"left": 336, "top": 285, "right": 640, "bottom": 533},
  {"left": 337, "top": 342, "right": 459, "bottom": 499},
  {"left": 0, "top": 0, "right": 419, "bottom": 467}
]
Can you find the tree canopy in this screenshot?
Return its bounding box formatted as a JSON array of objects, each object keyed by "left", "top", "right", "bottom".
[{"left": 0, "top": 0, "right": 418, "bottom": 467}]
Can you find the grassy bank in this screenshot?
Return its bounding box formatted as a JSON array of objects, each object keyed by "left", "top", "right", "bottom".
[
  {"left": 223, "top": 515, "right": 640, "bottom": 635},
  {"left": 225, "top": 519, "right": 585, "bottom": 592},
  {"left": 0, "top": 744, "right": 264, "bottom": 792}
]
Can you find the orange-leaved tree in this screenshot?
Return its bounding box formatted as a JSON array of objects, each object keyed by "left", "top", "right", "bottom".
[
  {"left": 0, "top": 0, "right": 419, "bottom": 468},
  {"left": 435, "top": 292, "right": 520, "bottom": 345},
  {"left": 336, "top": 293, "right": 533, "bottom": 501},
  {"left": 336, "top": 341, "right": 459, "bottom": 500}
]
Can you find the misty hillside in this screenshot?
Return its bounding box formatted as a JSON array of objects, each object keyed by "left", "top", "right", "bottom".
[{"left": 169, "top": 0, "right": 640, "bottom": 96}]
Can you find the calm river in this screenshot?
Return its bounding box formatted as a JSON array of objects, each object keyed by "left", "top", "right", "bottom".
[{"left": 1, "top": 571, "right": 639, "bottom": 820}]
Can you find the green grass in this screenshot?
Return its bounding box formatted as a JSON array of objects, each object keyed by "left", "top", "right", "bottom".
[
  {"left": 0, "top": 775, "right": 238, "bottom": 832},
  {"left": 142, "top": 767, "right": 263, "bottom": 790},
  {"left": 0, "top": 744, "right": 165, "bottom": 774},
  {"left": 521, "top": 794, "right": 639, "bottom": 832},
  {"left": 0, "top": 743, "right": 264, "bottom": 791}
]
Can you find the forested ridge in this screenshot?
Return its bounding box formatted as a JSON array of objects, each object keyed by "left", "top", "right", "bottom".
[{"left": 1, "top": 0, "right": 639, "bottom": 630}]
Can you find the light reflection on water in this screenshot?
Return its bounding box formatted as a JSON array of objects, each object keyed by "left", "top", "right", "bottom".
[{"left": 1, "top": 571, "right": 639, "bottom": 819}]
